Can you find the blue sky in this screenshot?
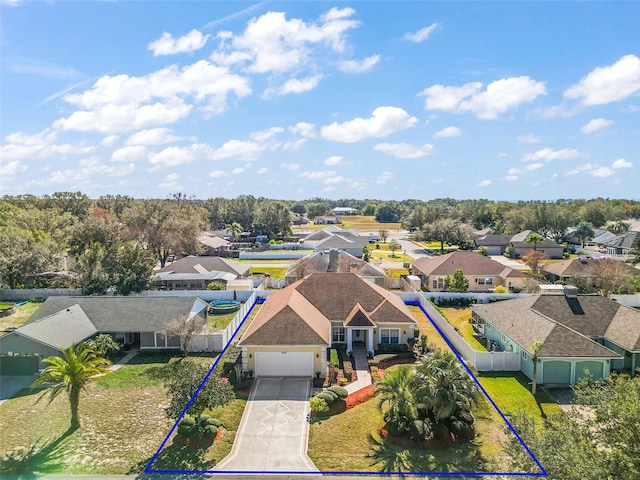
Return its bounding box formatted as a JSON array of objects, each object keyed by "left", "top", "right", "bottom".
[{"left": 1, "top": 1, "right": 639, "bottom": 201}]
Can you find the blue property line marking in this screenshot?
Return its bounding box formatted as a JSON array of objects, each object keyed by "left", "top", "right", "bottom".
[
  {"left": 146, "top": 296, "right": 546, "bottom": 477},
  {"left": 144, "top": 297, "right": 265, "bottom": 474}
]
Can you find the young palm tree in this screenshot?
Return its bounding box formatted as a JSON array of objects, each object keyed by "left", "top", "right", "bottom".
[
  {"left": 531, "top": 340, "right": 543, "bottom": 395},
  {"left": 225, "top": 222, "right": 243, "bottom": 241},
  {"left": 374, "top": 366, "right": 417, "bottom": 435},
  {"left": 32, "top": 343, "right": 112, "bottom": 429},
  {"left": 414, "top": 350, "right": 477, "bottom": 422},
  {"left": 525, "top": 232, "right": 544, "bottom": 251}
]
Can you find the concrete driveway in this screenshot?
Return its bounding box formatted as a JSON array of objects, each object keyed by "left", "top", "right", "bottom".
[
  {"left": 215, "top": 377, "right": 318, "bottom": 473},
  {"left": 0, "top": 375, "right": 36, "bottom": 406}
]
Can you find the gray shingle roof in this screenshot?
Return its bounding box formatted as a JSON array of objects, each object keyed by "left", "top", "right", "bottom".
[
  {"left": 156, "top": 256, "right": 249, "bottom": 276},
  {"left": 412, "top": 251, "right": 525, "bottom": 277},
  {"left": 27, "top": 296, "right": 209, "bottom": 333}
]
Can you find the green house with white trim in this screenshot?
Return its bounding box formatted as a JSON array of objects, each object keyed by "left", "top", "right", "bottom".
[{"left": 471, "top": 286, "right": 640, "bottom": 385}]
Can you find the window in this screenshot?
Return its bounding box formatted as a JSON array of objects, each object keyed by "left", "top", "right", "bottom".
[
  {"left": 521, "top": 351, "right": 528, "bottom": 360},
  {"left": 431, "top": 277, "right": 445, "bottom": 290},
  {"left": 332, "top": 327, "right": 345, "bottom": 343},
  {"left": 477, "top": 277, "right": 494, "bottom": 285},
  {"left": 380, "top": 328, "right": 400, "bottom": 344}
]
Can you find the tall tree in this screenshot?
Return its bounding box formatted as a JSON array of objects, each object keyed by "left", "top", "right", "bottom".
[
  {"left": 525, "top": 232, "right": 544, "bottom": 251},
  {"left": 575, "top": 221, "right": 594, "bottom": 248},
  {"left": 374, "top": 366, "right": 417, "bottom": 435},
  {"left": 445, "top": 269, "right": 469, "bottom": 293},
  {"left": 0, "top": 227, "right": 57, "bottom": 288},
  {"left": 32, "top": 343, "right": 112, "bottom": 429},
  {"left": 165, "top": 314, "right": 207, "bottom": 355},
  {"left": 530, "top": 340, "right": 543, "bottom": 395},
  {"left": 225, "top": 222, "right": 243, "bottom": 240},
  {"left": 522, "top": 250, "right": 548, "bottom": 279},
  {"left": 420, "top": 218, "right": 468, "bottom": 253}
]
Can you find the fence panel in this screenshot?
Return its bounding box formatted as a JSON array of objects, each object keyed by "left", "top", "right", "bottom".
[{"left": 188, "top": 334, "right": 223, "bottom": 352}]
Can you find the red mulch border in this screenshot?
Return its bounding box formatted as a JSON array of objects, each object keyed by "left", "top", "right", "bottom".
[{"left": 345, "top": 384, "right": 375, "bottom": 409}]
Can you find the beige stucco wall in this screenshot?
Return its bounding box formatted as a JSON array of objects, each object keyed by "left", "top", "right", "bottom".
[{"left": 373, "top": 323, "right": 415, "bottom": 345}]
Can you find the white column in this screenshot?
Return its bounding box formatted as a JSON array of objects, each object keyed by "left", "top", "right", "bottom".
[
  {"left": 367, "top": 327, "right": 374, "bottom": 353},
  {"left": 570, "top": 361, "right": 576, "bottom": 385},
  {"left": 346, "top": 328, "right": 353, "bottom": 351}
]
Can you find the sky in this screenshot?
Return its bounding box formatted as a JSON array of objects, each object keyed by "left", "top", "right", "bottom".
[{"left": 1, "top": 1, "right": 639, "bottom": 201}]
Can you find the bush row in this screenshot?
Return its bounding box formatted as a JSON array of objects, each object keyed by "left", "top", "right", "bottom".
[{"left": 376, "top": 343, "right": 409, "bottom": 353}]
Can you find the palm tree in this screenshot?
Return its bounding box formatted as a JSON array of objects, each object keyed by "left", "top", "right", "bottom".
[
  {"left": 374, "top": 366, "right": 417, "bottom": 435},
  {"left": 525, "top": 232, "right": 544, "bottom": 251},
  {"left": 32, "top": 343, "right": 112, "bottom": 429},
  {"left": 531, "top": 340, "right": 543, "bottom": 395},
  {"left": 414, "top": 350, "right": 477, "bottom": 422},
  {"left": 225, "top": 222, "right": 243, "bottom": 241}
]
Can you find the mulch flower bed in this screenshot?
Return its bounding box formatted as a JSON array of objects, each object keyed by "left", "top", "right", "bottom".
[{"left": 345, "top": 384, "right": 375, "bottom": 409}]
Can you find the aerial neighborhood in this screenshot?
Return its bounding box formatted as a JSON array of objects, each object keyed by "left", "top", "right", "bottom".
[{"left": 0, "top": 193, "right": 639, "bottom": 477}]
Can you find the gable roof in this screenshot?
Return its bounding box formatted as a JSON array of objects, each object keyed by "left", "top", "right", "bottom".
[
  {"left": 510, "top": 230, "right": 563, "bottom": 249},
  {"left": 239, "top": 273, "right": 416, "bottom": 347},
  {"left": 156, "top": 256, "right": 249, "bottom": 277},
  {"left": 26, "top": 296, "right": 209, "bottom": 333},
  {"left": 472, "top": 294, "right": 639, "bottom": 357},
  {"left": 412, "top": 251, "right": 525, "bottom": 277},
  {"left": 12, "top": 304, "right": 97, "bottom": 350},
  {"left": 198, "top": 233, "right": 231, "bottom": 249},
  {"left": 285, "top": 249, "right": 386, "bottom": 279},
  {"left": 542, "top": 257, "right": 640, "bottom": 278},
  {"left": 314, "top": 232, "right": 369, "bottom": 251},
  {"left": 600, "top": 231, "right": 640, "bottom": 249},
  {"left": 474, "top": 235, "right": 512, "bottom": 247}
]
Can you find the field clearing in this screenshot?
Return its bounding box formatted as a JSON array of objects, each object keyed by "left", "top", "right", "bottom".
[{"left": 0, "top": 301, "right": 42, "bottom": 334}]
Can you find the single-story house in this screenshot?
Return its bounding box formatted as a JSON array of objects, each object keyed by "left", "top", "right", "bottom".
[
  {"left": 0, "top": 296, "right": 209, "bottom": 362},
  {"left": 285, "top": 249, "right": 387, "bottom": 286},
  {"left": 313, "top": 232, "right": 370, "bottom": 258},
  {"left": 600, "top": 231, "right": 640, "bottom": 256},
  {"left": 471, "top": 287, "right": 640, "bottom": 385},
  {"left": 509, "top": 230, "right": 564, "bottom": 259},
  {"left": 474, "top": 235, "right": 512, "bottom": 255},
  {"left": 154, "top": 256, "right": 249, "bottom": 290},
  {"left": 314, "top": 215, "right": 342, "bottom": 225},
  {"left": 238, "top": 272, "right": 417, "bottom": 377},
  {"left": 332, "top": 207, "right": 359, "bottom": 215},
  {"left": 542, "top": 256, "right": 640, "bottom": 283},
  {"left": 411, "top": 251, "right": 530, "bottom": 293},
  {"left": 198, "top": 232, "right": 232, "bottom": 255}
]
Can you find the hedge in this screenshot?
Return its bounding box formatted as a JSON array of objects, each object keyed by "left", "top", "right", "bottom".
[
  {"left": 327, "top": 385, "right": 348, "bottom": 399},
  {"left": 376, "top": 343, "right": 409, "bottom": 353}
]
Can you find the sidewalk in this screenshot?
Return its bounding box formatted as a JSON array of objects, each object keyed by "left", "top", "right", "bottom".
[
  {"left": 107, "top": 348, "right": 139, "bottom": 372},
  {"left": 345, "top": 345, "right": 372, "bottom": 394}
]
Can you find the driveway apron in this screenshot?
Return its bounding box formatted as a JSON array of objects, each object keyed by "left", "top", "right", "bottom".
[{"left": 215, "top": 377, "right": 318, "bottom": 472}]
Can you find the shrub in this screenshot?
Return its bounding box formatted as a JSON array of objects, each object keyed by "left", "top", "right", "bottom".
[
  {"left": 309, "top": 396, "right": 329, "bottom": 414},
  {"left": 177, "top": 415, "right": 196, "bottom": 436},
  {"left": 343, "top": 360, "right": 353, "bottom": 381},
  {"left": 432, "top": 422, "right": 451, "bottom": 441},
  {"left": 327, "top": 385, "right": 348, "bottom": 399},
  {"left": 324, "top": 389, "right": 339, "bottom": 401},
  {"left": 409, "top": 419, "right": 432, "bottom": 441},
  {"left": 376, "top": 343, "right": 409, "bottom": 354},
  {"left": 315, "top": 392, "right": 335, "bottom": 405}
]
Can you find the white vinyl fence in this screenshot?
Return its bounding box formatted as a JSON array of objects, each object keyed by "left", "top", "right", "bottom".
[{"left": 399, "top": 292, "right": 521, "bottom": 372}]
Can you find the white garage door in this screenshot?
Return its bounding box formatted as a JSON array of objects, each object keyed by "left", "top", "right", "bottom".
[{"left": 255, "top": 351, "right": 314, "bottom": 377}]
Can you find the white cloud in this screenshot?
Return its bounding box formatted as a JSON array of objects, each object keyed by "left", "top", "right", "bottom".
[
  {"left": 564, "top": 54, "right": 640, "bottom": 106},
  {"left": 28, "top": 158, "right": 135, "bottom": 189},
  {"left": 589, "top": 167, "right": 616, "bottom": 178},
  {"left": 3, "top": 160, "right": 27, "bottom": 176},
  {"left": 158, "top": 173, "right": 182, "bottom": 190},
  {"left": 148, "top": 30, "right": 210, "bottom": 56},
  {"left": 419, "top": 76, "right": 546, "bottom": 119},
  {"left": 324, "top": 155, "right": 342, "bottom": 166},
  {"left": 433, "top": 126, "right": 461, "bottom": 138},
  {"left": 376, "top": 171, "right": 394, "bottom": 184},
  {"left": 211, "top": 8, "right": 360, "bottom": 74},
  {"left": 373, "top": 142, "right": 435, "bottom": 159},
  {"left": 256, "top": 167, "right": 268, "bottom": 175},
  {"left": 101, "top": 135, "right": 118, "bottom": 147},
  {"left": 280, "top": 162, "right": 300, "bottom": 170},
  {"left": 321, "top": 106, "right": 418, "bottom": 143},
  {"left": 281, "top": 138, "right": 307, "bottom": 151},
  {"left": 522, "top": 147, "right": 581, "bottom": 162},
  {"left": 210, "top": 139, "right": 265, "bottom": 161},
  {"left": 298, "top": 170, "right": 336, "bottom": 179},
  {"left": 337, "top": 55, "right": 380, "bottom": 73},
  {"left": 126, "top": 128, "right": 183, "bottom": 146},
  {"left": 612, "top": 158, "right": 632, "bottom": 169},
  {"left": 404, "top": 23, "right": 439, "bottom": 43},
  {"left": 581, "top": 118, "right": 613, "bottom": 134},
  {"left": 477, "top": 180, "right": 491, "bottom": 187},
  {"left": 517, "top": 134, "right": 541, "bottom": 144},
  {"left": 263, "top": 74, "right": 323, "bottom": 98},
  {"left": 111, "top": 145, "right": 148, "bottom": 162},
  {"left": 324, "top": 175, "right": 345, "bottom": 184},
  {"left": 149, "top": 146, "right": 198, "bottom": 168},
  {"left": 1, "top": 129, "right": 94, "bottom": 161},
  {"left": 231, "top": 167, "right": 245, "bottom": 174},
  {"left": 249, "top": 127, "right": 283, "bottom": 142},
  {"left": 209, "top": 170, "right": 226, "bottom": 178},
  {"left": 54, "top": 60, "right": 251, "bottom": 134},
  {"left": 507, "top": 162, "right": 544, "bottom": 178},
  {"left": 289, "top": 122, "right": 316, "bottom": 138}
]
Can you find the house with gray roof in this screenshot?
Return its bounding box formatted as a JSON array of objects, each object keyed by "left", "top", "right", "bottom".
[
  {"left": 285, "top": 249, "right": 387, "bottom": 286},
  {"left": 471, "top": 287, "right": 640, "bottom": 386},
  {"left": 600, "top": 231, "right": 640, "bottom": 257},
  {"left": 154, "top": 255, "right": 249, "bottom": 290},
  {"left": 509, "top": 230, "right": 564, "bottom": 259},
  {"left": 0, "top": 296, "right": 209, "bottom": 362}
]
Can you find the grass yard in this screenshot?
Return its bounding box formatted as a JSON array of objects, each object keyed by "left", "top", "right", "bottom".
[
  {"left": 439, "top": 307, "right": 488, "bottom": 351},
  {"left": 0, "top": 300, "right": 42, "bottom": 334},
  {"left": 383, "top": 268, "right": 410, "bottom": 279},
  {"left": 0, "top": 350, "right": 251, "bottom": 475},
  {"left": 248, "top": 266, "right": 288, "bottom": 279},
  {"left": 340, "top": 216, "right": 403, "bottom": 233},
  {"left": 207, "top": 304, "right": 245, "bottom": 332},
  {"left": 407, "top": 305, "right": 451, "bottom": 352}
]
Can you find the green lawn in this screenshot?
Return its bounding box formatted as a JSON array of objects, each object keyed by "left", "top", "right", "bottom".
[
  {"left": 0, "top": 300, "right": 42, "bottom": 334},
  {"left": 248, "top": 266, "right": 288, "bottom": 279},
  {"left": 207, "top": 304, "right": 245, "bottom": 332},
  {"left": 439, "top": 307, "right": 488, "bottom": 351}
]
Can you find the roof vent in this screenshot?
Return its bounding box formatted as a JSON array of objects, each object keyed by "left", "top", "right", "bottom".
[{"left": 563, "top": 285, "right": 579, "bottom": 299}]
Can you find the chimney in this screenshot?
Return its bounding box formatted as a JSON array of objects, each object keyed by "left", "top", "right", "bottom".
[
  {"left": 563, "top": 285, "right": 578, "bottom": 299},
  {"left": 350, "top": 262, "right": 358, "bottom": 274}
]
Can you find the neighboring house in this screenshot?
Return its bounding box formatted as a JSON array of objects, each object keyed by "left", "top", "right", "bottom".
[
  {"left": 313, "top": 231, "right": 369, "bottom": 258},
  {"left": 291, "top": 214, "right": 309, "bottom": 226},
  {"left": 198, "top": 232, "right": 232, "bottom": 255},
  {"left": 238, "top": 272, "right": 417, "bottom": 377},
  {"left": 314, "top": 215, "right": 342, "bottom": 225},
  {"left": 411, "top": 251, "right": 530, "bottom": 293},
  {"left": 542, "top": 256, "right": 640, "bottom": 283},
  {"left": 332, "top": 207, "right": 359, "bottom": 215},
  {"left": 471, "top": 286, "right": 640, "bottom": 385},
  {"left": 473, "top": 235, "right": 512, "bottom": 255},
  {"left": 0, "top": 296, "right": 209, "bottom": 361},
  {"left": 154, "top": 256, "right": 249, "bottom": 290},
  {"left": 600, "top": 231, "right": 640, "bottom": 256},
  {"left": 285, "top": 249, "right": 387, "bottom": 286},
  {"left": 509, "top": 230, "right": 564, "bottom": 259}
]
